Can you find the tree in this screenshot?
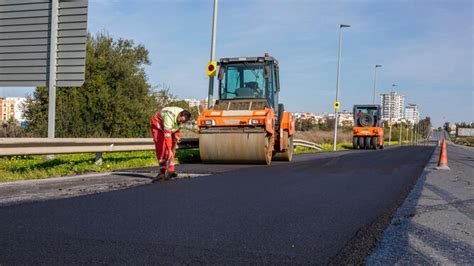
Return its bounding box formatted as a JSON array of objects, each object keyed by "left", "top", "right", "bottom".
[
  {"left": 150, "top": 85, "right": 199, "bottom": 121},
  {"left": 419, "top": 117, "right": 432, "bottom": 139},
  {"left": 151, "top": 84, "right": 175, "bottom": 109},
  {"left": 24, "top": 32, "right": 158, "bottom": 137},
  {"left": 295, "top": 118, "right": 316, "bottom": 131},
  {"left": 443, "top": 122, "right": 450, "bottom": 132}
]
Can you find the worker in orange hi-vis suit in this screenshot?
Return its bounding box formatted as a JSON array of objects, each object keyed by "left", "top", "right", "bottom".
[{"left": 150, "top": 107, "right": 191, "bottom": 181}]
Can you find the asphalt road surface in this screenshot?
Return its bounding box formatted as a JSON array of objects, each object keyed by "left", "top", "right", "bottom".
[{"left": 0, "top": 146, "right": 434, "bottom": 264}]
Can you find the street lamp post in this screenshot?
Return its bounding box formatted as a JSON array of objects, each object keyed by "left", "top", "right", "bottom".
[
  {"left": 333, "top": 24, "right": 350, "bottom": 151},
  {"left": 372, "top": 65, "right": 382, "bottom": 104},
  {"left": 388, "top": 83, "right": 397, "bottom": 145},
  {"left": 388, "top": 116, "right": 392, "bottom": 145},
  {"left": 416, "top": 123, "right": 418, "bottom": 145},
  {"left": 399, "top": 120, "right": 403, "bottom": 145},
  {"left": 405, "top": 120, "right": 410, "bottom": 145},
  {"left": 418, "top": 122, "right": 423, "bottom": 143},
  {"left": 207, "top": 0, "right": 218, "bottom": 108}
]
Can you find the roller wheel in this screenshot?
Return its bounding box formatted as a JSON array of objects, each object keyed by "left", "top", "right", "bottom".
[
  {"left": 353, "top": 137, "right": 358, "bottom": 149},
  {"left": 371, "top": 137, "right": 378, "bottom": 150},
  {"left": 358, "top": 136, "right": 365, "bottom": 149},
  {"left": 364, "top": 137, "right": 371, "bottom": 149},
  {"left": 200, "top": 132, "right": 272, "bottom": 164},
  {"left": 273, "top": 132, "right": 293, "bottom": 162}
]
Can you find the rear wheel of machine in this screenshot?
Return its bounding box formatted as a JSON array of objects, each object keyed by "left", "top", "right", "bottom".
[
  {"left": 364, "top": 137, "right": 371, "bottom": 149},
  {"left": 371, "top": 137, "right": 378, "bottom": 150},
  {"left": 353, "top": 137, "right": 358, "bottom": 149},
  {"left": 358, "top": 136, "right": 365, "bottom": 149},
  {"left": 273, "top": 132, "right": 293, "bottom": 162}
]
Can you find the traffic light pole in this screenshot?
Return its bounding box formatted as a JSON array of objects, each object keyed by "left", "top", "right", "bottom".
[
  {"left": 333, "top": 24, "right": 350, "bottom": 151},
  {"left": 207, "top": 0, "right": 218, "bottom": 108}
]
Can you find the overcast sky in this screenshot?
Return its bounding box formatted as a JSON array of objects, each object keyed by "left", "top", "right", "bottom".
[{"left": 1, "top": 0, "right": 472, "bottom": 126}]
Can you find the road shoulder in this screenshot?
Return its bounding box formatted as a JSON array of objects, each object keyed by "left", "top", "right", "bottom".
[
  {"left": 0, "top": 151, "right": 357, "bottom": 207},
  {"left": 366, "top": 143, "right": 474, "bottom": 264}
]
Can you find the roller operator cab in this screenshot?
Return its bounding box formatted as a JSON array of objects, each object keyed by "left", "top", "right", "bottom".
[
  {"left": 352, "top": 104, "right": 384, "bottom": 149},
  {"left": 198, "top": 54, "right": 295, "bottom": 165}
]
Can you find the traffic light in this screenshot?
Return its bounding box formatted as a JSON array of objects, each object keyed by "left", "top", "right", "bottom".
[{"left": 207, "top": 61, "right": 217, "bottom": 77}]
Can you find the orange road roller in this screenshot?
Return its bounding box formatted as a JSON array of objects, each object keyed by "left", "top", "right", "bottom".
[{"left": 198, "top": 54, "right": 295, "bottom": 164}]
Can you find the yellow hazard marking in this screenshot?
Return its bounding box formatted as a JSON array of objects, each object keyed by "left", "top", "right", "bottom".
[
  {"left": 206, "top": 61, "right": 217, "bottom": 77},
  {"left": 334, "top": 101, "right": 340, "bottom": 109}
]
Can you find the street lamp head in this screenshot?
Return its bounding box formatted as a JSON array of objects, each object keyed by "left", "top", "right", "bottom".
[
  {"left": 375, "top": 64, "right": 382, "bottom": 68},
  {"left": 340, "top": 24, "right": 351, "bottom": 28},
  {"left": 392, "top": 83, "right": 397, "bottom": 87}
]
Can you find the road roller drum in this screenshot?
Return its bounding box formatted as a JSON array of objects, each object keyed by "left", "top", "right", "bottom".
[{"left": 199, "top": 129, "right": 273, "bottom": 164}]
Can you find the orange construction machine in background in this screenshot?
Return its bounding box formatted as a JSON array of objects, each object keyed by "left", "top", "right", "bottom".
[
  {"left": 198, "top": 54, "right": 295, "bottom": 165},
  {"left": 352, "top": 104, "right": 384, "bottom": 149}
]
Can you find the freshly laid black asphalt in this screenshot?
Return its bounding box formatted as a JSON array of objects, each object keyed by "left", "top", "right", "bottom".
[{"left": 0, "top": 146, "right": 434, "bottom": 264}]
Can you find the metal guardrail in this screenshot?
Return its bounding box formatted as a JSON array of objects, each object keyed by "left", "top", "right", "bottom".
[
  {"left": 0, "top": 138, "right": 199, "bottom": 157},
  {"left": 0, "top": 137, "right": 321, "bottom": 157},
  {"left": 293, "top": 139, "right": 324, "bottom": 150}
]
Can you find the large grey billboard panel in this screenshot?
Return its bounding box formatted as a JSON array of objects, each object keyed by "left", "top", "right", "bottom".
[{"left": 0, "top": 0, "right": 88, "bottom": 87}]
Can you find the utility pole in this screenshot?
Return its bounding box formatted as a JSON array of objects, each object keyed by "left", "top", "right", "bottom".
[
  {"left": 372, "top": 65, "right": 382, "bottom": 104},
  {"left": 207, "top": 0, "right": 218, "bottom": 108},
  {"left": 333, "top": 24, "right": 350, "bottom": 151}
]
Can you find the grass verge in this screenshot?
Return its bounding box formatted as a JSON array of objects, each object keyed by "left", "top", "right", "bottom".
[
  {"left": 0, "top": 149, "right": 200, "bottom": 183},
  {"left": 452, "top": 136, "right": 474, "bottom": 147},
  {"left": 0, "top": 139, "right": 369, "bottom": 183},
  {"left": 294, "top": 142, "right": 352, "bottom": 154}
]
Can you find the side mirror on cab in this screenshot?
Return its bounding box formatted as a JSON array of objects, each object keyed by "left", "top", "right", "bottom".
[{"left": 264, "top": 65, "right": 270, "bottom": 79}]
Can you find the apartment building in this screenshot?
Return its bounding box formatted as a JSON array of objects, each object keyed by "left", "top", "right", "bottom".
[
  {"left": 405, "top": 104, "right": 419, "bottom": 124},
  {"left": 380, "top": 91, "right": 405, "bottom": 123},
  {"left": 0, "top": 97, "right": 26, "bottom": 122}
]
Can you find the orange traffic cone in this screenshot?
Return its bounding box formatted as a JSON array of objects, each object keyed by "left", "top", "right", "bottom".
[{"left": 436, "top": 139, "right": 450, "bottom": 170}]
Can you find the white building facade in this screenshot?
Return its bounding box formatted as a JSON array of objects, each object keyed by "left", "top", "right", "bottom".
[
  {"left": 404, "top": 104, "right": 419, "bottom": 124},
  {"left": 183, "top": 98, "right": 201, "bottom": 108},
  {"left": 0, "top": 97, "right": 26, "bottom": 123},
  {"left": 380, "top": 92, "right": 405, "bottom": 123}
]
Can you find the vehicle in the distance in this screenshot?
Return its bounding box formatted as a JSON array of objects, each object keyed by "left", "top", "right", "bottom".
[{"left": 352, "top": 104, "right": 384, "bottom": 149}]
